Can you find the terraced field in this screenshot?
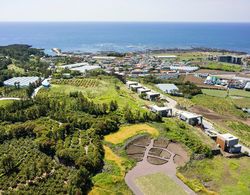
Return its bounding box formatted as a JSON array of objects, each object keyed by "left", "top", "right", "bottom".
[{"left": 51, "top": 78, "right": 100, "bottom": 88}]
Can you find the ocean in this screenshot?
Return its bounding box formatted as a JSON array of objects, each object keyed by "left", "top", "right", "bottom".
[{"left": 0, "top": 22, "right": 250, "bottom": 54}]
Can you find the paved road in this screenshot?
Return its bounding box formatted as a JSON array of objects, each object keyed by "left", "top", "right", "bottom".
[
  {"left": 31, "top": 86, "right": 43, "bottom": 99},
  {"left": 125, "top": 139, "right": 196, "bottom": 195},
  {"left": 0, "top": 97, "right": 21, "bottom": 101}
]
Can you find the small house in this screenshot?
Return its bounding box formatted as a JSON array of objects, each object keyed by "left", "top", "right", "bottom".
[
  {"left": 126, "top": 81, "right": 138, "bottom": 88},
  {"left": 150, "top": 105, "right": 172, "bottom": 117},
  {"left": 216, "top": 133, "right": 241, "bottom": 153},
  {"left": 130, "top": 84, "right": 143, "bottom": 92},
  {"left": 145, "top": 91, "right": 160, "bottom": 101},
  {"left": 137, "top": 88, "right": 151, "bottom": 95},
  {"left": 179, "top": 111, "right": 203, "bottom": 126}
]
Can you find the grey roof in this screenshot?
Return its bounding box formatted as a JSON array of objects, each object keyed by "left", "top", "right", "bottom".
[
  {"left": 4, "top": 77, "right": 40, "bottom": 87},
  {"left": 61, "top": 63, "right": 101, "bottom": 73},
  {"left": 156, "top": 84, "right": 179, "bottom": 92}
]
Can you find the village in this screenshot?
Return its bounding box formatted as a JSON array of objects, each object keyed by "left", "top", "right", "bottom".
[{"left": 1, "top": 47, "right": 250, "bottom": 195}]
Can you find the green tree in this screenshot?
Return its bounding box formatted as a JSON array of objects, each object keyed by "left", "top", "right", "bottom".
[{"left": 1, "top": 154, "right": 15, "bottom": 174}]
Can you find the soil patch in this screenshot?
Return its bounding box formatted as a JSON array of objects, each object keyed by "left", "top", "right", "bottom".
[
  {"left": 126, "top": 145, "right": 146, "bottom": 155},
  {"left": 147, "top": 156, "right": 168, "bottom": 165},
  {"left": 167, "top": 143, "right": 189, "bottom": 166},
  {"left": 131, "top": 136, "right": 151, "bottom": 146},
  {"left": 128, "top": 154, "right": 144, "bottom": 162},
  {"left": 148, "top": 148, "right": 163, "bottom": 157},
  {"left": 160, "top": 150, "right": 171, "bottom": 159},
  {"left": 153, "top": 138, "right": 170, "bottom": 148},
  {"left": 189, "top": 105, "right": 228, "bottom": 120}
]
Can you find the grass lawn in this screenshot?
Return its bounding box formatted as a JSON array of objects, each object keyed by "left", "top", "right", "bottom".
[
  {"left": 179, "top": 156, "right": 250, "bottom": 195},
  {"left": 135, "top": 173, "right": 186, "bottom": 195},
  {"left": 191, "top": 94, "right": 247, "bottom": 118},
  {"left": 202, "top": 89, "right": 250, "bottom": 98},
  {"left": 89, "top": 146, "right": 132, "bottom": 195},
  {"left": 233, "top": 98, "right": 250, "bottom": 108},
  {"left": 104, "top": 124, "right": 159, "bottom": 144},
  {"left": 226, "top": 121, "right": 250, "bottom": 147},
  {"left": 0, "top": 100, "right": 14, "bottom": 107}
]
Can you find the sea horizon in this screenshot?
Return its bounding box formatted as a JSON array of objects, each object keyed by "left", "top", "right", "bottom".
[{"left": 1, "top": 22, "right": 250, "bottom": 54}]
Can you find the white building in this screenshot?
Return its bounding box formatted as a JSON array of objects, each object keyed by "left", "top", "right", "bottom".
[
  {"left": 4, "top": 77, "right": 40, "bottom": 87},
  {"left": 179, "top": 111, "right": 203, "bottom": 126},
  {"left": 150, "top": 105, "right": 172, "bottom": 117},
  {"left": 156, "top": 84, "right": 179, "bottom": 94},
  {"left": 145, "top": 91, "right": 160, "bottom": 101},
  {"left": 137, "top": 88, "right": 151, "bottom": 95}
]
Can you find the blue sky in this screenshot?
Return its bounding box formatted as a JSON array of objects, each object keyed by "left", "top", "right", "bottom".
[{"left": 1, "top": 0, "right": 250, "bottom": 22}]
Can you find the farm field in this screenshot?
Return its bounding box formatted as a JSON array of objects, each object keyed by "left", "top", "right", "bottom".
[
  {"left": 40, "top": 76, "right": 150, "bottom": 112},
  {"left": 135, "top": 173, "right": 186, "bottom": 195},
  {"left": 202, "top": 89, "right": 250, "bottom": 98},
  {"left": 104, "top": 124, "right": 159, "bottom": 144},
  {"left": 89, "top": 146, "right": 132, "bottom": 195},
  {"left": 51, "top": 78, "right": 100, "bottom": 88},
  {"left": 0, "top": 138, "right": 76, "bottom": 194},
  {"left": 179, "top": 156, "right": 250, "bottom": 195}
]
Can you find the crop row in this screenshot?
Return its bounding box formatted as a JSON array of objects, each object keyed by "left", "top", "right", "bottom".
[{"left": 52, "top": 79, "right": 99, "bottom": 88}]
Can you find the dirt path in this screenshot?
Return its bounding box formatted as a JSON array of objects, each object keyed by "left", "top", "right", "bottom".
[{"left": 125, "top": 139, "right": 195, "bottom": 195}]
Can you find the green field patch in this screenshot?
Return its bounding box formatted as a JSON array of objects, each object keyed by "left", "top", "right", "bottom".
[
  {"left": 179, "top": 156, "right": 250, "bottom": 194},
  {"left": 51, "top": 78, "right": 100, "bottom": 88},
  {"left": 0, "top": 100, "right": 14, "bottom": 107},
  {"left": 226, "top": 121, "right": 250, "bottom": 147},
  {"left": 202, "top": 62, "right": 242, "bottom": 72},
  {"left": 202, "top": 89, "right": 250, "bottom": 98},
  {"left": 135, "top": 172, "right": 186, "bottom": 195},
  {"left": 191, "top": 94, "right": 247, "bottom": 118}
]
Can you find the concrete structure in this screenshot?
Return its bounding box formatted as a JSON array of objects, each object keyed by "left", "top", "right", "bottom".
[
  {"left": 156, "top": 84, "right": 179, "bottom": 94},
  {"left": 126, "top": 81, "right": 138, "bottom": 88},
  {"left": 216, "top": 133, "right": 241, "bottom": 153},
  {"left": 145, "top": 91, "right": 160, "bottom": 101},
  {"left": 150, "top": 105, "right": 172, "bottom": 117},
  {"left": 218, "top": 55, "right": 242, "bottom": 65},
  {"left": 137, "top": 88, "right": 151, "bottom": 95},
  {"left": 130, "top": 84, "right": 143, "bottom": 92},
  {"left": 4, "top": 77, "right": 40, "bottom": 87},
  {"left": 179, "top": 111, "right": 203, "bottom": 126}
]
